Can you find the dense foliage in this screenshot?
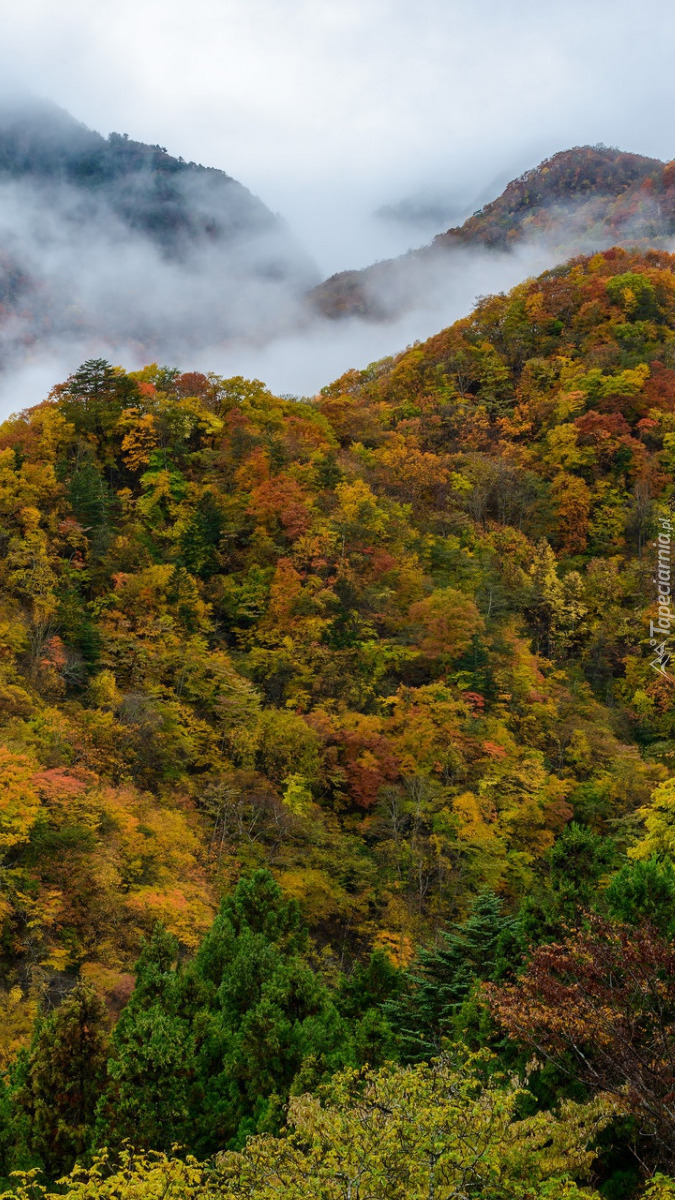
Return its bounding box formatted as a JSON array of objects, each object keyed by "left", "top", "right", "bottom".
[{"left": 1, "top": 247, "right": 675, "bottom": 1194}]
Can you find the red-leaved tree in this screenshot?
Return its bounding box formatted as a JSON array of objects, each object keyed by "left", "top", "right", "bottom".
[{"left": 487, "top": 917, "right": 675, "bottom": 1166}]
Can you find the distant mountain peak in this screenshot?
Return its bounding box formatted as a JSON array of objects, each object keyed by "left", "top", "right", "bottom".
[
  {"left": 310, "top": 144, "right": 675, "bottom": 320},
  {"left": 434, "top": 144, "right": 665, "bottom": 250},
  {"left": 0, "top": 98, "right": 317, "bottom": 362},
  {"left": 0, "top": 97, "right": 285, "bottom": 250}
]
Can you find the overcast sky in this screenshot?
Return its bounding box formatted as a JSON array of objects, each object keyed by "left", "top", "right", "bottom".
[
  {"left": 0, "top": 0, "right": 675, "bottom": 414},
  {"left": 2, "top": 0, "right": 675, "bottom": 275}
]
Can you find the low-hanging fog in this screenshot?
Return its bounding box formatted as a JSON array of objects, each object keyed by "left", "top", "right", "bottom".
[
  {"left": 1, "top": 0, "right": 675, "bottom": 414},
  {"left": 0, "top": 171, "right": 670, "bottom": 416},
  {"left": 0, "top": 240, "right": 556, "bottom": 415}
]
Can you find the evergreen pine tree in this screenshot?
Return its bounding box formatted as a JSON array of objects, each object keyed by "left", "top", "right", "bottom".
[
  {"left": 337, "top": 949, "right": 401, "bottom": 1066},
  {"left": 606, "top": 857, "right": 675, "bottom": 937},
  {"left": 8, "top": 982, "right": 109, "bottom": 1179},
  {"left": 99, "top": 874, "right": 353, "bottom": 1158},
  {"left": 520, "top": 823, "right": 616, "bottom": 944},
  {"left": 58, "top": 359, "right": 139, "bottom": 443},
  {"left": 190, "top": 870, "right": 351, "bottom": 1151},
  {"left": 98, "top": 925, "right": 196, "bottom": 1154},
  {"left": 385, "top": 892, "right": 520, "bottom": 1062}
]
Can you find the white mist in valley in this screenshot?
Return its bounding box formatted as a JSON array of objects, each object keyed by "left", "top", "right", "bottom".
[
  {"left": 202, "top": 241, "right": 560, "bottom": 397},
  {"left": 0, "top": 236, "right": 568, "bottom": 417},
  {"left": 0, "top": 100, "right": 672, "bottom": 420},
  {"left": 0, "top": 228, "right": 652, "bottom": 420}
]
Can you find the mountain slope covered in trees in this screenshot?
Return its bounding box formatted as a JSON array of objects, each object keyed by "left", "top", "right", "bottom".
[
  {"left": 0, "top": 99, "right": 289, "bottom": 248},
  {"left": 0, "top": 98, "right": 316, "bottom": 362},
  {"left": 0, "top": 247, "right": 675, "bottom": 1195},
  {"left": 312, "top": 146, "right": 675, "bottom": 319}
]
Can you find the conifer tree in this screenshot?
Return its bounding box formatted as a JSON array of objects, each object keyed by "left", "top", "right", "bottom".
[
  {"left": 189, "top": 870, "right": 351, "bottom": 1151},
  {"left": 606, "top": 857, "right": 675, "bottom": 937},
  {"left": 520, "top": 823, "right": 616, "bottom": 944},
  {"left": 99, "top": 874, "right": 353, "bottom": 1157},
  {"left": 8, "top": 982, "right": 109, "bottom": 1178},
  {"left": 337, "top": 950, "right": 401, "bottom": 1067},
  {"left": 98, "top": 925, "right": 196, "bottom": 1154},
  {"left": 385, "top": 893, "right": 520, "bottom": 1061}
]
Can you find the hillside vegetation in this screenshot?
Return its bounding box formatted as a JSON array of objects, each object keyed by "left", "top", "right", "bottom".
[
  {"left": 0, "top": 99, "right": 284, "bottom": 249},
  {"left": 0, "top": 247, "right": 675, "bottom": 1195},
  {"left": 312, "top": 146, "right": 675, "bottom": 318}
]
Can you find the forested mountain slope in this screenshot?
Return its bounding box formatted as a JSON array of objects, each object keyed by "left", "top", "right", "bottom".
[
  {"left": 0, "top": 243, "right": 671, "bottom": 993},
  {"left": 0, "top": 99, "right": 288, "bottom": 248},
  {"left": 312, "top": 146, "right": 675, "bottom": 318},
  {"left": 0, "top": 98, "right": 316, "bottom": 360},
  {"left": 0, "top": 247, "right": 675, "bottom": 1195}
]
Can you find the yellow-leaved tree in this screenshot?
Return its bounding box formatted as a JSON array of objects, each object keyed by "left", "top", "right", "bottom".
[
  {"left": 0, "top": 747, "right": 41, "bottom": 857},
  {"left": 1, "top": 1055, "right": 616, "bottom": 1199},
  {"left": 629, "top": 778, "right": 675, "bottom": 859},
  {"left": 218, "top": 1053, "right": 613, "bottom": 1200}
]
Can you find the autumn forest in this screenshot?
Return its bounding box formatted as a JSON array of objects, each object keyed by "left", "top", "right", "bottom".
[{"left": 1, "top": 246, "right": 675, "bottom": 1197}]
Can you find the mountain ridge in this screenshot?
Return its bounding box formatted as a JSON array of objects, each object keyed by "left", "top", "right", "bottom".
[
  {"left": 0, "top": 98, "right": 317, "bottom": 363},
  {"left": 0, "top": 96, "right": 293, "bottom": 252},
  {"left": 310, "top": 144, "right": 675, "bottom": 319}
]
